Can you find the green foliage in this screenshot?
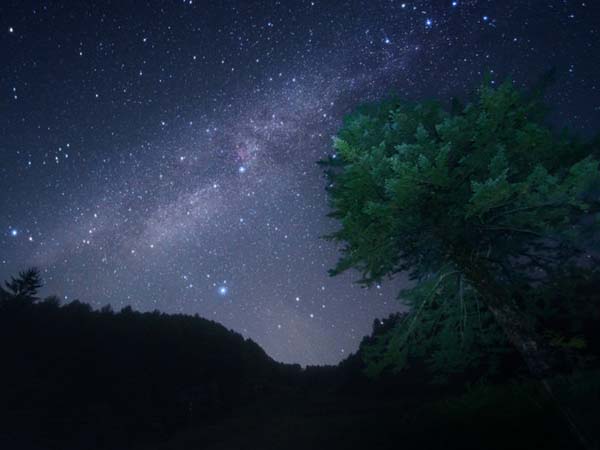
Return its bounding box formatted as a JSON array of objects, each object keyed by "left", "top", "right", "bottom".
[
  {"left": 322, "top": 79, "right": 600, "bottom": 377},
  {"left": 324, "top": 81, "right": 598, "bottom": 284},
  {"left": 362, "top": 271, "right": 510, "bottom": 382}
]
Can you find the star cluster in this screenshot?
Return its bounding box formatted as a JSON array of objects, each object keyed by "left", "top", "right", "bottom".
[{"left": 1, "top": 0, "right": 598, "bottom": 365}]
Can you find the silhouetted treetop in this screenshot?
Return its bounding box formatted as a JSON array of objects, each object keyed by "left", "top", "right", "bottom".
[{"left": 2, "top": 267, "right": 43, "bottom": 302}]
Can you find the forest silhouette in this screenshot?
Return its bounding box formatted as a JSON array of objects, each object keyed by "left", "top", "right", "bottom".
[{"left": 1, "top": 266, "right": 599, "bottom": 449}]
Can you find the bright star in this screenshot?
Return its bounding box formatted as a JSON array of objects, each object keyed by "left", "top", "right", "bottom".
[
  {"left": 10, "top": 229, "right": 18, "bottom": 237},
  {"left": 218, "top": 286, "right": 228, "bottom": 296},
  {"left": 425, "top": 18, "right": 433, "bottom": 27},
  {"left": 238, "top": 166, "right": 246, "bottom": 174}
]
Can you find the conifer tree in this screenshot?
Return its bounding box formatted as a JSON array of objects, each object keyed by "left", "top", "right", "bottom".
[
  {"left": 321, "top": 80, "right": 600, "bottom": 380},
  {"left": 3, "top": 267, "right": 43, "bottom": 302}
]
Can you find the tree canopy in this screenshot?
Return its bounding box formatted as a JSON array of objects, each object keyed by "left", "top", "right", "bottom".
[{"left": 321, "top": 80, "right": 600, "bottom": 379}]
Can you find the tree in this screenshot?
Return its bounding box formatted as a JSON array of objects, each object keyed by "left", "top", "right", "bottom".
[
  {"left": 361, "top": 274, "right": 511, "bottom": 384},
  {"left": 3, "top": 268, "right": 43, "bottom": 302},
  {"left": 321, "top": 80, "right": 600, "bottom": 380}
]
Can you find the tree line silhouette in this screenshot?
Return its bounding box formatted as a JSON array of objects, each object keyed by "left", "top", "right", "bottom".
[{"left": 1, "top": 266, "right": 599, "bottom": 449}]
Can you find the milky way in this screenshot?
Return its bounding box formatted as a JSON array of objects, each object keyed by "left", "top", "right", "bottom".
[{"left": 1, "top": 0, "right": 599, "bottom": 364}]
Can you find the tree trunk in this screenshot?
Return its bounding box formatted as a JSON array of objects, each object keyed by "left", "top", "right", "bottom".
[
  {"left": 461, "top": 262, "right": 552, "bottom": 378},
  {"left": 455, "top": 253, "right": 592, "bottom": 450},
  {"left": 453, "top": 250, "right": 551, "bottom": 376}
]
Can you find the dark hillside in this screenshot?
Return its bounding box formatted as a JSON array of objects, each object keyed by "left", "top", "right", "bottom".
[
  {"left": 1, "top": 283, "right": 599, "bottom": 450},
  {"left": 0, "top": 291, "right": 289, "bottom": 449}
]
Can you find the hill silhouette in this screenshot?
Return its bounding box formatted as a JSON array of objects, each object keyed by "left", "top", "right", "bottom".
[
  {"left": 0, "top": 282, "right": 285, "bottom": 449},
  {"left": 1, "top": 270, "right": 599, "bottom": 450}
]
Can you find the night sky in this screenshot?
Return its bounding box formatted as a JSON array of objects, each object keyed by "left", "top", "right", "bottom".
[{"left": 1, "top": 1, "right": 598, "bottom": 365}]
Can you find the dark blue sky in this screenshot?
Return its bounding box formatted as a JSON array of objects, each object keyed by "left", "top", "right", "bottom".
[{"left": 1, "top": 0, "right": 598, "bottom": 364}]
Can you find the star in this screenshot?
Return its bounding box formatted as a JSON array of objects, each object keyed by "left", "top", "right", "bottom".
[{"left": 218, "top": 286, "right": 228, "bottom": 296}]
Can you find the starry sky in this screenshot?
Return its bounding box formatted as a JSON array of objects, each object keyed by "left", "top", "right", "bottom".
[{"left": 1, "top": 0, "right": 599, "bottom": 365}]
